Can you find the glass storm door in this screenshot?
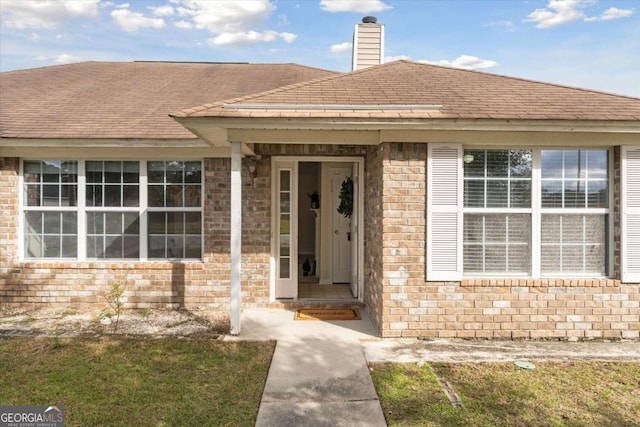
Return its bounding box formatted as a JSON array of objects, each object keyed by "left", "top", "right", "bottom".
[{"left": 275, "top": 162, "right": 298, "bottom": 298}]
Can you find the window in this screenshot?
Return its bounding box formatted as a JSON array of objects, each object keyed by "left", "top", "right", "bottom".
[
  {"left": 21, "top": 160, "right": 203, "bottom": 261},
  {"left": 463, "top": 150, "right": 532, "bottom": 274},
  {"left": 462, "top": 149, "right": 609, "bottom": 277},
  {"left": 23, "top": 161, "right": 78, "bottom": 258},
  {"left": 540, "top": 150, "right": 609, "bottom": 275}
]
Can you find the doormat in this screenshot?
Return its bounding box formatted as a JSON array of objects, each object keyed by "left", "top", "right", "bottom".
[{"left": 294, "top": 308, "right": 361, "bottom": 321}]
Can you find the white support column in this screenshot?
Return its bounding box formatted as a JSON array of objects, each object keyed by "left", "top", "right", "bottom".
[{"left": 230, "top": 141, "right": 242, "bottom": 335}]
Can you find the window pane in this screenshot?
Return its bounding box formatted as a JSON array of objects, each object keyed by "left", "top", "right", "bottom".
[
  {"left": 104, "top": 161, "right": 122, "bottom": 183},
  {"left": 185, "top": 236, "right": 202, "bottom": 258},
  {"left": 43, "top": 235, "right": 61, "bottom": 257},
  {"left": 104, "top": 212, "right": 121, "bottom": 234},
  {"left": 104, "top": 185, "right": 121, "bottom": 207},
  {"left": 87, "top": 185, "right": 102, "bottom": 206},
  {"left": 185, "top": 212, "right": 201, "bottom": 234},
  {"left": 510, "top": 181, "right": 531, "bottom": 208},
  {"left": 148, "top": 212, "right": 166, "bottom": 234},
  {"left": 25, "top": 184, "right": 41, "bottom": 206},
  {"left": 564, "top": 180, "right": 585, "bottom": 208},
  {"left": 486, "top": 180, "right": 508, "bottom": 208},
  {"left": 148, "top": 161, "right": 165, "bottom": 183},
  {"left": 42, "top": 185, "right": 59, "bottom": 206},
  {"left": 148, "top": 185, "right": 164, "bottom": 207},
  {"left": 280, "top": 258, "right": 290, "bottom": 279},
  {"left": 60, "top": 236, "right": 76, "bottom": 257},
  {"left": 44, "top": 212, "right": 60, "bottom": 233},
  {"left": 148, "top": 236, "right": 165, "bottom": 258},
  {"left": 87, "top": 236, "right": 103, "bottom": 258},
  {"left": 464, "top": 180, "right": 485, "bottom": 207},
  {"left": 166, "top": 236, "right": 184, "bottom": 258},
  {"left": 185, "top": 162, "right": 201, "bottom": 183},
  {"left": 487, "top": 151, "right": 509, "bottom": 177},
  {"left": 167, "top": 212, "right": 184, "bottom": 234},
  {"left": 587, "top": 150, "right": 608, "bottom": 179},
  {"left": 541, "top": 151, "right": 563, "bottom": 178},
  {"left": 541, "top": 180, "right": 563, "bottom": 208},
  {"left": 184, "top": 185, "right": 201, "bottom": 207},
  {"left": 123, "top": 236, "right": 140, "bottom": 258},
  {"left": 25, "top": 211, "right": 42, "bottom": 233},
  {"left": 123, "top": 213, "right": 139, "bottom": 234},
  {"left": 166, "top": 161, "right": 184, "bottom": 184},
  {"left": 105, "top": 236, "right": 123, "bottom": 258},
  {"left": 87, "top": 212, "right": 104, "bottom": 234},
  {"left": 587, "top": 181, "right": 608, "bottom": 208},
  {"left": 123, "top": 185, "right": 139, "bottom": 207},
  {"left": 166, "top": 185, "right": 183, "bottom": 207},
  {"left": 563, "top": 150, "right": 584, "bottom": 179},
  {"left": 510, "top": 150, "right": 532, "bottom": 178},
  {"left": 463, "top": 150, "right": 485, "bottom": 177},
  {"left": 62, "top": 212, "right": 76, "bottom": 234}
]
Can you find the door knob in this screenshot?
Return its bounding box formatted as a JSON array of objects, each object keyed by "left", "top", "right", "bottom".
[{"left": 334, "top": 230, "right": 339, "bottom": 234}]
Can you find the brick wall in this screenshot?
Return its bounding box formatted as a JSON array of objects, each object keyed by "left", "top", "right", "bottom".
[
  {"left": 364, "top": 145, "right": 384, "bottom": 332},
  {"left": 0, "top": 157, "right": 271, "bottom": 311},
  {"left": 377, "top": 143, "right": 640, "bottom": 339}
]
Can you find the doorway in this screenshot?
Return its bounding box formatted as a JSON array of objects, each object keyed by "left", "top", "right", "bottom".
[{"left": 271, "top": 157, "right": 363, "bottom": 301}]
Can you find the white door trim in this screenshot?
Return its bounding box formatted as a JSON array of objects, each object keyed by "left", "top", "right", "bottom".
[{"left": 269, "top": 156, "right": 364, "bottom": 302}]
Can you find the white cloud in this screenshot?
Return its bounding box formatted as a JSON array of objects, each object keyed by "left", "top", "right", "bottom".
[
  {"left": 320, "top": 0, "right": 392, "bottom": 13},
  {"left": 208, "top": 30, "right": 297, "bottom": 46},
  {"left": 36, "top": 53, "right": 84, "bottom": 64},
  {"left": 29, "top": 32, "right": 40, "bottom": 42},
  {"left": 421, "top": 55, "right": 499, "bottom": 70},
  {"left": 330, "top": 42, "right": 352, "bottom": 53},
  {"left": 111, "top": 8, "right": 166, "bottom": 32},
  {"left": 485, "top": 20, "right": 516, "bottom": 31},
  {"left": 585, "top": 7, "right": 634, "bottom": 21},
  {"left": 526, "top": 0, "right": 590, "bottom": 29},
  {"left": 173, "top": 0, "right": 274, "bottom": 33},
  {"left": 174, "top": 20, "right": 194, "bottom": 29},
  {"left": 1, "top": 0, "right": 99, "bottom": 29},
  {"left": 149, "top": 5, "right": 175, "bottom": 17}
]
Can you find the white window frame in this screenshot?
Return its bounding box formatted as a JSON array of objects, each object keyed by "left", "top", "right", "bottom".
[
  {"left": 19, "top": 159, "right": 204, "bottom": 262},
  {"left": 460, "top": 147, "right": 613, "bottom": 279}
]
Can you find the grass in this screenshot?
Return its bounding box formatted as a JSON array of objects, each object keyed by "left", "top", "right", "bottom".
[
  {"left": 372, "top": 361, "right": 640, "bottom": 427},
  {"left": 0, "top": 337, "right": 275, "bottom": 427}
]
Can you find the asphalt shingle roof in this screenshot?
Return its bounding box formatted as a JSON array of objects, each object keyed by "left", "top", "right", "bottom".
[
  {"left": 174, "top": 60, "right": 640, "bottom": 121},
  {"left": 0, "top": 61, "right": 338, "bottom": 139}
]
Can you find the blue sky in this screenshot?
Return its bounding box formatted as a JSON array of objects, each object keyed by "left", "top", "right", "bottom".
[{"left": 1, "top": 0, "right": 638, "bottom": 97}]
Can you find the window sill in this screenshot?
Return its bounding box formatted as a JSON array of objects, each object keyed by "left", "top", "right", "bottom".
[
  {"left": 461, "top": 278, "right": 621, "bottom": 287},
  {"left": 18, "top": 260, "right": 205, "bottom": 270}
]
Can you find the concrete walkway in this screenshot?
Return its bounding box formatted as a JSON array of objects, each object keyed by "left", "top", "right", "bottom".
[
  {"left": 227, "top": 308, "right": 640, "bottom": 426},
  {"left": 225, "top": 308, "right": 387, "bottom": 427}
]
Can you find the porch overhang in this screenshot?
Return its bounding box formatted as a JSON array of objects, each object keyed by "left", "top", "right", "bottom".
[{"left": 171, "top": 115, "right": 640, "bottom": 148}]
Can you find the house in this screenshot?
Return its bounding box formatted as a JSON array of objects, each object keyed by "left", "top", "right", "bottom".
[{"left": 1, "top": 18, "right": 639, "bottom": 339}]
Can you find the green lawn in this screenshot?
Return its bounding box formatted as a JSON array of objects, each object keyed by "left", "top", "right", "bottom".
[
  {"left": 0, "top": 337, "right": 274, "bottom": 427},
  {"left": 372, "top": 361, "right": 640, "bottom": 427}
]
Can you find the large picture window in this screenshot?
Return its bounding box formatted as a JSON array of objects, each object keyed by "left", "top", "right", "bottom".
[
  {"left": 21, "top": 160, "right": 203, "bottom": 261},
  {"left": 462, "top": 149, "right": 609, "bottom": 277}
]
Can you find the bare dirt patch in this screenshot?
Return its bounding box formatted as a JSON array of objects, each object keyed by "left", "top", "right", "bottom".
[{"left": 0, "top": 307, "right": 230, "bottom": 339}]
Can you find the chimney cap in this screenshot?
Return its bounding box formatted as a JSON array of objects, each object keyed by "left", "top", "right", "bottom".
[{"left": 362, "top": 16, "right": 377, "bottom": 24}]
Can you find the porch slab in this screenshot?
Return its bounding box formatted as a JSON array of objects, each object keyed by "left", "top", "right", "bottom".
[{"left": 224, "top": 307, "right": 379, "bottom": 341}]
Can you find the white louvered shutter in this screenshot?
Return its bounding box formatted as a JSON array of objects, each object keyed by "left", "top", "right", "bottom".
[
  {"left": 427, "top": 143, "right": 463, "bottom": 281},
  {"left": 622, "top": 146, "right": 640, "bottom": 283}
]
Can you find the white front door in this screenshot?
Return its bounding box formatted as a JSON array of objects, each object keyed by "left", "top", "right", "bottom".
[
  {"left": 330, "top": 167, "right": 352, "bottom": 283},
  {"left": 274, "top": 162, "right": 298, "bottom": 298}
]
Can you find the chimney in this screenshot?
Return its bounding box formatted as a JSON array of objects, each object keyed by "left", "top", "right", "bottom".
[{"left": 352, "top": 16, "right": 384, "bottom": 71}]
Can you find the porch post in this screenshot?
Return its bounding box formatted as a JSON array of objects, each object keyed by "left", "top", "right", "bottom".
[{"left": 230, "top": 141, "right": 242, "bottom": 335}]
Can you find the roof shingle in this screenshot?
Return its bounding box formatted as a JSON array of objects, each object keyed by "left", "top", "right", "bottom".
[
  {"left": 0, "top": 61, "right": 338, "bottom": 139},
  {"left": 174, "top": 60, "right": 640, "bottom": 121}
]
